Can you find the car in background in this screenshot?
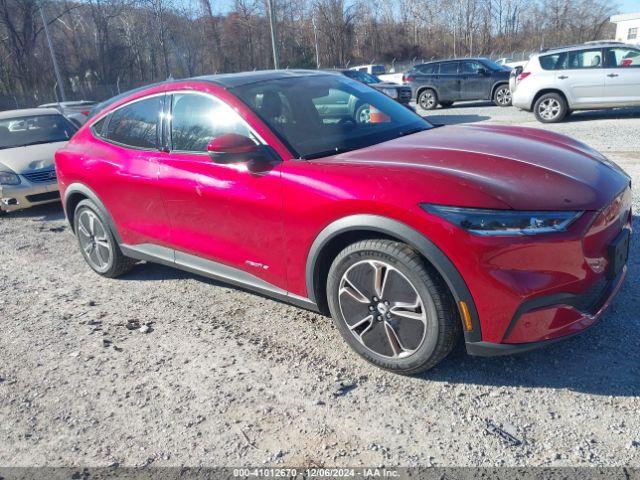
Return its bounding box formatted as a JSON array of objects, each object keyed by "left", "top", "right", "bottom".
[
  {"left": 403, "top": 58, "right": 512, "bottom": 109},
  {"left": 39, "top": 100, "right": 97, "bottom": 127},
  {"left": 512, "top": 41, "right": 640, "bottom": 122},
  {"left": 350, "top": 64, "right": 386, "bottom": 76},
  {"left": 495, "top": 57, "right": 528, "bottom": 70},
  {"left": 0, "top": 108, "right": 77, "bottom": 213},
  {"left": 337, "top": 69, "right": 413, "bottom": 118},
  {"left": 56, "top": 70, "right": 630, "bottom": 374}
]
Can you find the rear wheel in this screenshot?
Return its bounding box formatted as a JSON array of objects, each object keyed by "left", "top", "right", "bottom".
[
  {"left": 534, "top": 92, "right": 567, "bottom": 123},
  {"left": 417, "top": 89, "right": 438, "bottom": 110},
  {"left": 493, "top": 85, "right": 512, "bottom": 106},
  {"left": 74, "top": 199, "right": 136, "bottom": 278},
  {"left": 326, "top": 239, "right": 461, "bottom": 374}
]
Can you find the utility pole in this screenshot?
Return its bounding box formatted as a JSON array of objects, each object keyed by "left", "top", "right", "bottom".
[
  {"left": 267, "top": 0, "right": 279, "bottom": 69},
  {"left": 40, "top": 2, "right": 66, "bottom": 102},
  {"left": 312, "top": 16, "right": 320, "bottom": 69}
]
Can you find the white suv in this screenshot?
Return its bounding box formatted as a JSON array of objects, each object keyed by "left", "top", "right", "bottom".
[{"left": 512, "top": 41, "right": 640, "bottom": 123}]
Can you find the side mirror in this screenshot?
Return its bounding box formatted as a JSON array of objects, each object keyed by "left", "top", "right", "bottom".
[{"left": 207, "top": 133, "right": 265, "bottom": 163}]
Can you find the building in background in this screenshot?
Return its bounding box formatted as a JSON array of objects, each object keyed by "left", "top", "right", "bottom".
[{"left": 610, "top": 12, "right": 640, "bottom": 44}]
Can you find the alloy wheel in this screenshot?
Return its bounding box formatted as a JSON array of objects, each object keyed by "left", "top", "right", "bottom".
[
  {"left": 495, "top": 87, "right": 512, "bottom": 105},
  {"left": 77, "top": 209, "right": 113, "bottom": 272},
  {"left": 338, "top": 260, "right": 429, "bottom": 359},
  {"left": 419, "top": 91, "right": 436, "bottom": 110},
  {"left": 357, "top": 105, "right": 371, "bottom": 124},
  {"left": 538, "top": 98, "right": 561, "bottom": 121}
]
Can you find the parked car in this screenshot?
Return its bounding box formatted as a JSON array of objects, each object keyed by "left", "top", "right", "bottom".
[
  {"left": 350, "top": 64, "right": 386, "bottom": 76},
  {"left": 336, "top": 69, "right": 413, "bottom": 118},
  {"left": 512, "top": 41, "right": 640, "bottom": 123},
  {"left": 39, "top": 100, "right": 96, "bottom": 127},
  {"left": 0, "top": 108, "right": 77, "bottom": 213},
  {"left": 403, "top": 58, "right": 512, "bottom": 109},
  {"left": 55, "top": 70, "right": 631, "bottom": 374},
  {"left": 495, "top": 57, "right": 528, "bottom": 70}
]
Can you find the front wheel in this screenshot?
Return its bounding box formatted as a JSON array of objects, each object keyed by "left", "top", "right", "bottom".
[
  {"left": 326, "top": 239, "right": 461, "bottom": 374},
  {"left": 534, "top": 92, "right": 567, "bottom": 123},
  {"left": 493, "top": 85, "right": 512, "bottom": 106},
  {"left": 417, "top": 89, "right": 438, "bottom": 110}
]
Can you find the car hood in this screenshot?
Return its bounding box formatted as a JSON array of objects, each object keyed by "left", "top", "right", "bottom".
[
  {"left": 0, "top": 141, "right": 67, "bottom": 173},
  {"left": 331, "top": 124, "right": 629, "bottom": 211}
]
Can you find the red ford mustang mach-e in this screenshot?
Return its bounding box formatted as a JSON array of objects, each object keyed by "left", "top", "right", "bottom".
[{"left": 55, "top": 70, "right": 631, "bottom": 374}]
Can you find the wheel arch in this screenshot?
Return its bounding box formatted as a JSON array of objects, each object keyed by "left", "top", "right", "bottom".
[
  {"left": 530, "top": 88, "right": 569, "bottom": 111},
  {"left": 491, "top": 81, "right": 510, "bottom": 99},
  {"left": 63, "top": 183, "right": 123, "bottom": 244},
  {"left": 305, "top": 214, "right": 482, "bottom": 342},
  {"left": 416, "top": 85, "right": 439, "bottom": 102}
]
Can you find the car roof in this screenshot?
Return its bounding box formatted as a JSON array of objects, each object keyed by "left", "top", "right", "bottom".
[
  {"left": 536, "top": 41, "right": 633, "bottom": 55},
  {"left": 38, "top": 101, "right": 96, "bottom": 108},
  {"left": 414, "top": 57, "right": 490, "bottom": 66},
  {"left": 0, "top": 107, "right": 62, "bottom": 120},
  {"left": 196, "top": 69, "right": 330, "bottom": 88}
]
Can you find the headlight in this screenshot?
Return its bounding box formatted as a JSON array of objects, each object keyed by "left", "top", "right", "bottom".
[
  {"left": 0, "top": 170, "right": 20, "bottom": 185},
  {"left": 422, "top": 204, "right": 582, "bottom": 236},
  {"left": 381, "top": 88, "right": 398, "bottom": 99}
]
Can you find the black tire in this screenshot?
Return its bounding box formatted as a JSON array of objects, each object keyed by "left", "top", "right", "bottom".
[
  {"left": 326, "top": 239, "right": 461, "bottom": 375},
  {"left": 417, "top": 89, "right": 438, "bottom": 110},
  {"left": 74, "top": 199, "right": 136, "bottom": 278},
  {"left": 354, "top": 102, "right": 371, "bottom": 124},
  {"left": 533, "top": 92, "right": 567, "bottom": 123},
  {"left": 493, "top": 84, "right": 512, "bottom": 106},
  {"left": 439, "top": 101, "right": 454, "bottom": 108}
]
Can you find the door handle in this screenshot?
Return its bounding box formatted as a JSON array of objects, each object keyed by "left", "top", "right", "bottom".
[
  {"left": 607, "top": 73, "right": 619, "bottom": 78},
  {"left": 557, "top": 75, "right": 569, "bottom": 79}
]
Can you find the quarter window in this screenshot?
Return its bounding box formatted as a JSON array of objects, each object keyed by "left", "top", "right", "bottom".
[
  {"left": 103, "top": 96, "right": 162, "bottom": 149},
  {"left": 539, "top": 53, "right": 567, "bottom": 70},
  {"left": 416, "top": 64, "right": 437, "bottom": 74},
  {"left": 170, "top": 93, "right": 252, "bottom": 152},
  {"left": 567, "top": 49, "right": 603, "bottom": 69}
]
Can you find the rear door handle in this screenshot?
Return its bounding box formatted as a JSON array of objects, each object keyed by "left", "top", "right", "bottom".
[
  {"left": 607, "top": 73, "right": 619, "bottom": 78},
  {"left": 557, "top": 75, "right": 569, "bottom": 79}
]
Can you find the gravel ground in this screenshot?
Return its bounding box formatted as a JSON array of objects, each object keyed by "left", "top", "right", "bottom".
[{"left": 0, "top": 104, "right": 639, "bottom": 468}]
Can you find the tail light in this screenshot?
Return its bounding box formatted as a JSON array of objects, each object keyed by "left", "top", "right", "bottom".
[
  {"left": 402, "top": 74, "right": 414, "bottom": 83},
  {"left": 81, "top": 110, "right": 90, "bottom": 116},
  {"left": 517, "top": 71, "right": 531, "bottom": 82},
  {"left": 621, "top": 59, "right": 632, "bottom": 67}
]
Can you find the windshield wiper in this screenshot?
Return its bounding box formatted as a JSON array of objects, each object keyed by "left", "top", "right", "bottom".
[{"left": 303, "top": 146, "right": 355, "bottom": 160}]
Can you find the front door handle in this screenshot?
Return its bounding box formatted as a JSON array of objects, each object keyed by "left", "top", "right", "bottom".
[
  {"left": 607, "top": 73, "right": 619, "bottom": 78},
  {"left": 558, "top": 75, "right": 569, "bottom": 79}
]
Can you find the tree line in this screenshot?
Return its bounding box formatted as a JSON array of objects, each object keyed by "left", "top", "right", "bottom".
[{"left": 0, "top": 0, "right": 617, "bottom": 107}]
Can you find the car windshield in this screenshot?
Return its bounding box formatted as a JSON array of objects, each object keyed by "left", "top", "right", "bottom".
[
  {"left": 232, "top": 75, "right": 432, "bottom": 159},
  {"left": 0, "top": 114, "right": 77, "bottom": 150},
  {"left": 343, "top": 70, "right": 380, "bottom": 84}
]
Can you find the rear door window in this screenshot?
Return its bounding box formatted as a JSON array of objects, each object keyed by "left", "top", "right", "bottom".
[
  {"left": 567, "top": 49, "right": 604, "bottom": 69},
  {"left": 439, "top": 62, "right": 459, "bottom": 75},
  {"left": 103, "top": 96, "right": 163, "bottom": 149}
]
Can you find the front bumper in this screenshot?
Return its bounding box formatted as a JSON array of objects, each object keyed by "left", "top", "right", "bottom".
[
  {"left": 466, "top": 266, "right": 627, "bottom": 356},
  {"left": 0, "top": 179, "right": 60, "bottom": 212}
]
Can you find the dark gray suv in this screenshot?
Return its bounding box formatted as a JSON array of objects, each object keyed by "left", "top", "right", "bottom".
[{"left": 403, "top": 58, "right": 512, "bottom": 110}]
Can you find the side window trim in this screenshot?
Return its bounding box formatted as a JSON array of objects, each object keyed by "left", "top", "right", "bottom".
[
  {"left": 89, "top": 92, "right": 165, "bottom": 152},
  {"left": 165, "top": 90, "right": 267, "bottom": 156}
]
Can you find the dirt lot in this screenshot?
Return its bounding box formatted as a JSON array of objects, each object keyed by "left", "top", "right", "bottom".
[{"left": 1, "top": 103, "right": 639, "bottom": 468}]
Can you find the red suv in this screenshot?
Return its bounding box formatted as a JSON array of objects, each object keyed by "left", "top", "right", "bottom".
[{"left": 55, "top": 71, "right": 631, "bottom": 374}]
